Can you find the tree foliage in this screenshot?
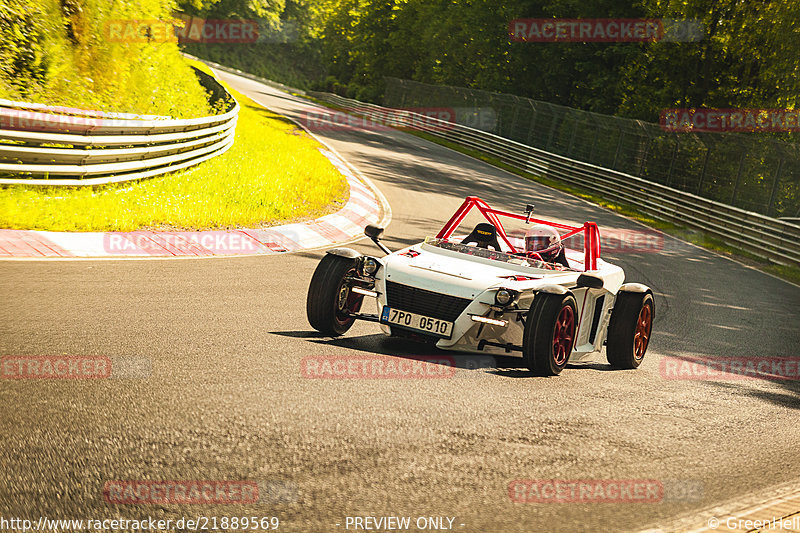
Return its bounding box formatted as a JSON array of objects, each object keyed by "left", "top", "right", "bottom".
[
  {"left": 195, "top": 0, "right": 796, "bottom": 121},
  {"left": 4, "top": 0, "right": 795, "bottom": 121},
  {"left": 619, "top": 0, "right": 800, "bottom": 120},
  {"left": 177, "top": 0, "right": 286, "bottom": 27}
]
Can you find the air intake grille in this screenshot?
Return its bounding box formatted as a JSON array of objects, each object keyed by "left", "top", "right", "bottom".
[{"left": 385, "top": 281, "right": 472, "bottom": 322}]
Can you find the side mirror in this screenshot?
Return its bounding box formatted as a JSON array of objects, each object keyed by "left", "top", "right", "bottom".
[
  {"left": 576, "top": 274, "right": 604, "bottom": 289},
  {"left": 365, "top": 224, "right": 384, "bottom": 240},
  {"left": 364, "top": 224, "right": 390, "bottom": 255}
]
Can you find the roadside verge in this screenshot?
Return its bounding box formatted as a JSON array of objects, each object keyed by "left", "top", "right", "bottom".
[
  {"left": 0, "top": 63, "right": 391, "bottom": 260},
  {"left": 0, "top": 147, "right": 389, "bottom": 259}
]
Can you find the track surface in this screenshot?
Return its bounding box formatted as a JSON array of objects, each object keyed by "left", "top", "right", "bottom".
[{"left": 1, "top": 71, "right": 799, "bottom": 532}]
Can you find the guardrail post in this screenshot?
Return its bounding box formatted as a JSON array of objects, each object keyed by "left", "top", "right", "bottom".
[
  {"left": 730, "top": 152, "right": 746, "bottom": 205},
  {"left": 545, "top": 104, "right": 558, "bottom": 152},
  {"left": 767, "top": 157, "right": 785, "bottom": 216},
  {"left": 526, "top": 101, "right": 538, "bottom": 146},
  {"left": 665, "top": 139, "right": 679, "bottom": 186},
  {"left": 637, "top": 137, "right": 651, "bottom": 177},
  {"left": 567, "top": 118, "right": 579, "bottom": 157},
  {"left": 695, "top": 147, "right": 711, "bottom": 194},
  {"left": 611, "top": 129, "right": 624, "bottom": 170},
  {"left": 509, "top": 104, "right": 520, "bottom": 141},
  {"left": 589, "top": 128, "right": 600, "bottom": 162},
  {"left": 399, "top": 81, "right": 408, "bottom": 108}
]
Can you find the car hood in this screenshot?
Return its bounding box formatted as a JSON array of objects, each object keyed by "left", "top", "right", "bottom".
[{"left": 380, "top": 241, "right": 582, "bottom": 299}]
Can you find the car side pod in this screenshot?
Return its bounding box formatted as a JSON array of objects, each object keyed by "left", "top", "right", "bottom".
[
  {"left": 576, "top": 274, "right": 604, "bottom": 289},
  {"left": 365, "top": 224, "right": 391, "bottom": 255}
]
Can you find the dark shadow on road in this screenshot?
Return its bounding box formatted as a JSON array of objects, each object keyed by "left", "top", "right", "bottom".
[
  {"left": 653, "top": 351, "right": 800, "bottom": 410},
  {"left": 270, "top": 330, "right": 328, "bottom": 339},
  {"left": 271, "top": 330, "right": 632, "bottom": 378},
  {"left": 709, "top": 381, "right": 800, "bottom": 409}
]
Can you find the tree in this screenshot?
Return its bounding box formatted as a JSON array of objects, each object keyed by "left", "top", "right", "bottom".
[
  {"left": 618, "top": 0, "right": 800, "bottom": 121},
  {"left": 177, "top": 0, "right": 286, "bottom": 25}
]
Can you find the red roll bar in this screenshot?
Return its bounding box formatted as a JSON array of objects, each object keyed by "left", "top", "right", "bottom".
[{"left": 436, "top": 196, "right": 601, "bottom": 271}]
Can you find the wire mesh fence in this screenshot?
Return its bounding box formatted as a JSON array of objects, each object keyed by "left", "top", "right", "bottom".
[{"left": 384, "top": 77, "right": 800, "bottom": 218}]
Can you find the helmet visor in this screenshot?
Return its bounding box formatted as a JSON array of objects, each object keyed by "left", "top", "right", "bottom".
[{"left": 525, "top": 236, "right": 553, "bottom": 252}]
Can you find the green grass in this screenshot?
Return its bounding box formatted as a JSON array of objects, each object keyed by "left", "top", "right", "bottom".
[
  {"left": 1, "top": 0, "right": 212, "bottom": 118},
  {"left": 0, "top": 72, "right": 348, "bottom": 231},
  {"left": 407, "top": 131, "right": 800, "bottom": 285},
  {"left": 765, "top": 264, "right": 800, "bottom": 285}
]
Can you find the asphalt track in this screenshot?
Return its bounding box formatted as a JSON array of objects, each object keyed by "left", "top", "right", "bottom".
[{"left": 1, "top": 70, "right": 799, "bottom": 533}]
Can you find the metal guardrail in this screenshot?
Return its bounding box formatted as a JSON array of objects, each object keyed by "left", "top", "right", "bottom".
[
  {"left": 384, "top": 77, "right": 800, "bottom": 220},
  {"left": 0, "top": 69, "right": 238, "bottom": 186},
  {"left": 308, "top": 91, "right": 800, "bottom": 267}
]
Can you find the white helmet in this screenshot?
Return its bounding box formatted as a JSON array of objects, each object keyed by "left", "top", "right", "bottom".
[{"left": 524, "top": 225, "right": 563, "bottom": 262}]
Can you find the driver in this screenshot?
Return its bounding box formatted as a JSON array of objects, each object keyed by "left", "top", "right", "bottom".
[{"left": 524, "top": 225, "right": 570, "bottom": 267}]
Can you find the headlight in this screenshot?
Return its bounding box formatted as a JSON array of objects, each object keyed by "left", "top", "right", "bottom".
[
  {"left": 362, "top": 257, "right": 379, "bottom": 276},
  {"left": 495, "top": 289, "right": 515, "bottom": 306}
]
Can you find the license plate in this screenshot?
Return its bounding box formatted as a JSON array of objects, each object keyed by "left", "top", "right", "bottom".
[{"left": 380, "top": 306, "right": 454, "bottom": 339}]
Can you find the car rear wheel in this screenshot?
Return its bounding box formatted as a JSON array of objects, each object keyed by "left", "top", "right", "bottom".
[
  {"left": 606, "top": 291, "right": 654, "bottom": 369},
  {"left": 523, "top": 292, "right": 578, "bottom": 376},
  {"left": 306, "top": 254, "right": 364, "bottom": 336}
]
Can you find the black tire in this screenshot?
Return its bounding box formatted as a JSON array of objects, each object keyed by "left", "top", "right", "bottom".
[
  {"left": 523, "top": 292, "right": 578, "bottom": 376},
  {"left": 606, "top": 291, "right": 654, "bottom": 369},
  {"left": 306, "top": 254, "right": 364, "bottom": 336}
]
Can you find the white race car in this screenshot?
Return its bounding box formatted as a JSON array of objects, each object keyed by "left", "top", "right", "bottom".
[{"left": 306, "top": 196, "right": 654, "bottom": 375}]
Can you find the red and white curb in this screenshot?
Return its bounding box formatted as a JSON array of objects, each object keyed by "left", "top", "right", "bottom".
[{"left": 0, "top": 148, "right": 389, "bottom": 259}]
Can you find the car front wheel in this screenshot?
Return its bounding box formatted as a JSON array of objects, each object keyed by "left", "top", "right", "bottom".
[
  {"left": 306, "top": 254, "right": 364, "bottom": 336},
  {"left": 523, "top": 292, "right": 578, "bottom": 376}
]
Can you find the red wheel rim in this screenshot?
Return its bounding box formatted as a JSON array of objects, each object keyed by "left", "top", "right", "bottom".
[
  {"left": 552, "top": 305, "right": 575, "bottom": 366},
  {"left": 633, "top": 304, "right": 652, "bottom": 361}
]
